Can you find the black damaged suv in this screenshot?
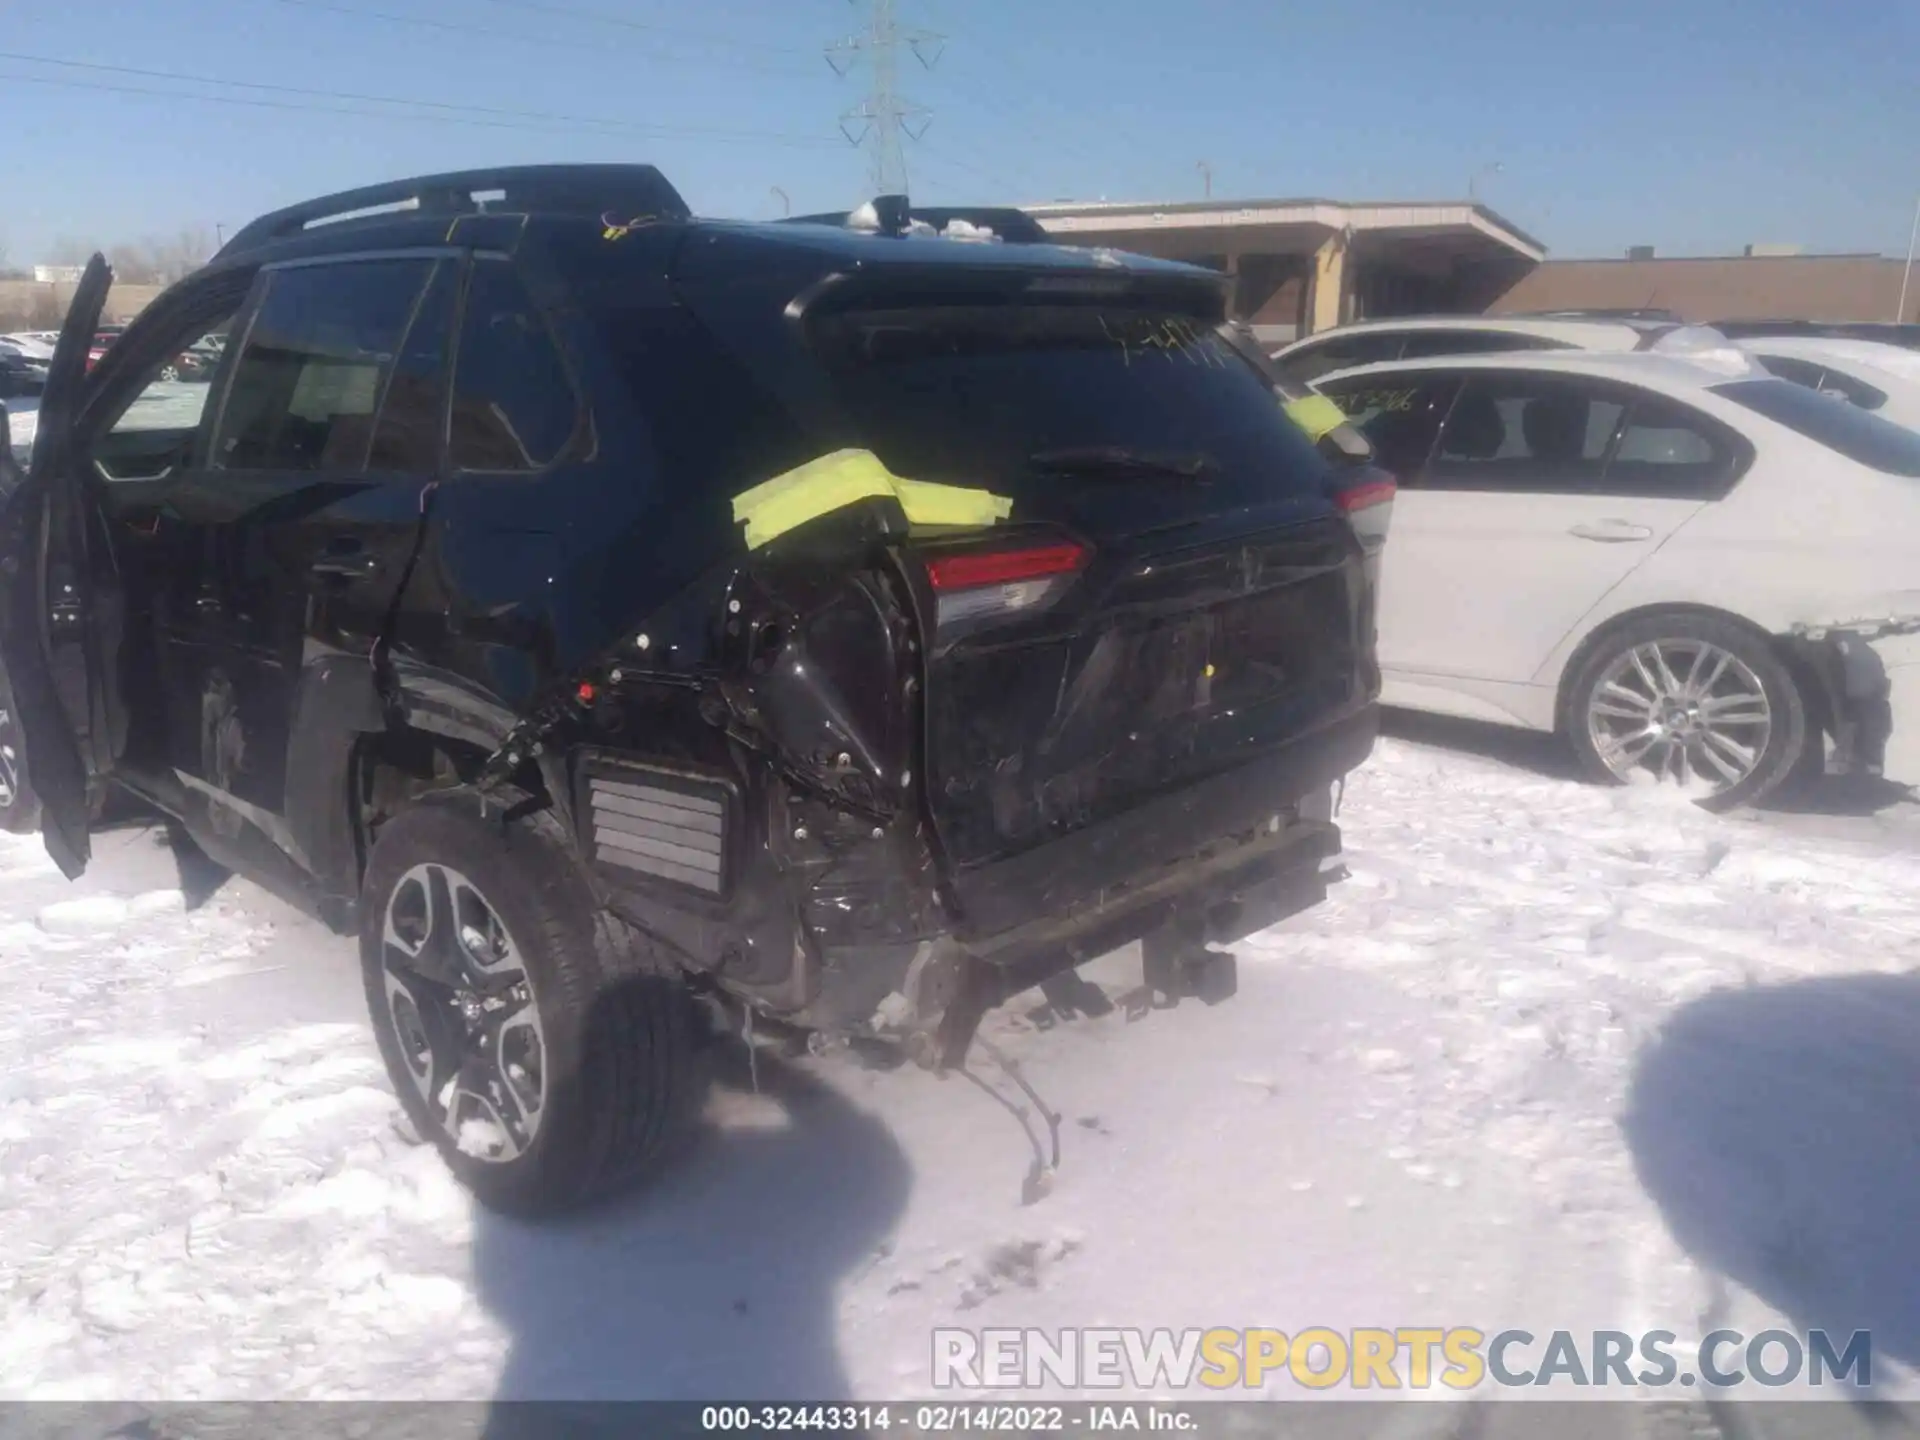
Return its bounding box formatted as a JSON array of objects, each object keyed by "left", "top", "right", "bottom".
[{"left": 0, "top": 167, "right": 1384, "bottom": 1214}]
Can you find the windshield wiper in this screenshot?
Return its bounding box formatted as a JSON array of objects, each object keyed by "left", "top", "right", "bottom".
[{"left": 1027, "top": 445, "right": 1217, "bottom": 481}]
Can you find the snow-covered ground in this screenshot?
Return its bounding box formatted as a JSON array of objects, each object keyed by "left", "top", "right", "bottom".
[{"left": 2, "top": 734, "right": 1918, "bottom": 1413}]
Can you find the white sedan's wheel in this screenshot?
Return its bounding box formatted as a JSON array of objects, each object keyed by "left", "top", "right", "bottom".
[{"left": 1565, "top": 613, "right": 1807, "bottom": 811}]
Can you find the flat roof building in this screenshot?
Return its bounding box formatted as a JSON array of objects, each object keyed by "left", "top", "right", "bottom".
[
  {"left": 1026, "top": 196, "right": 1547, "bottom": 345},
  {"left": 1487, "top": 252, "right": 1915, "bottom": 325}
]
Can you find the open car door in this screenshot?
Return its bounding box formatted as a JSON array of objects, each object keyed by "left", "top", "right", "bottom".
[{"left": 0, "top": 255, "right": 116, "bottom": 877}]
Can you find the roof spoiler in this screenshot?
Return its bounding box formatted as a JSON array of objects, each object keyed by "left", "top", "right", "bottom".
[
  {"left": 782, "top": 196, "right": 1052, "bottom": 245},
  {"left": 214, "top": 164, "right": 691, "bottom": 261}
]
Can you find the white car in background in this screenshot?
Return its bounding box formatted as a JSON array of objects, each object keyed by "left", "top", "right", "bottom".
[
  {"left": 1739, "top": 336, "right": 1920, "bottom": 430},
  {"left": 1269, "top": 313, "right": 1739, "bottom": 385},
  {"left": 1311, "top": 349, "right": 1920, "bottom": 808}
]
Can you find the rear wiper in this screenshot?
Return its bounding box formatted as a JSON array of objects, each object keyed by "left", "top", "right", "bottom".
[{"left": 1027, "top": 445, "right": 1217, "bottom": 481}]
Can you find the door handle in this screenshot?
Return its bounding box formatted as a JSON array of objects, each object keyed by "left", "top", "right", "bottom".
[
  {"left": 310, "top": 540, "right": 379, "bottom": 580},
  {"left": 310, "top": 555, "right": 379, "bottom": 578},
  {"left": 1569, "top": 520, "right": 1654, "bottom": 543}
]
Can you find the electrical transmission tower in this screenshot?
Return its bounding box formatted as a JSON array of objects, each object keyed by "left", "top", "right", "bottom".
[{"left": 827, "top": 0, "right": 943, "bottom": 195}]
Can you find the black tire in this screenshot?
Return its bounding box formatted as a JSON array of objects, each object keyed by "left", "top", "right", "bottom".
[
  {"left": 0, "top": 658, "right": 41, "bottom": 835},
  {"left": 359, "top": 791, "right": 704, "bottom": 1216},
  {"left": 1563, "top": 611, "right": 1807, "bottom": 812}
]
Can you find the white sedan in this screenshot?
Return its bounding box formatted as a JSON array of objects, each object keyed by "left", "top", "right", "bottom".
[
  {"left": 1312, "top": 349, "right": 1920, "bottom": 807},
  {"left": 1739, "top": 336, "right": 1920, "bottom": 430}
]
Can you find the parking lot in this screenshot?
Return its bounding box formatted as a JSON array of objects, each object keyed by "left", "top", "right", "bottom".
[{"left": 2, "top": 723, "right": 1915, "bottom": 1409}]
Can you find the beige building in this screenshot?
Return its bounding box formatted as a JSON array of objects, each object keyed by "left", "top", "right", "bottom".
[
  {"left": 1026, "top": 197, "right": 1547, "bottom": 345},
  {"left": 1488, "top": 252, "right": 1915, "bottom": 324}
]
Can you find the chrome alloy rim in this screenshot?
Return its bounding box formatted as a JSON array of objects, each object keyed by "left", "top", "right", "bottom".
[
  {"left": 1586, "top": 639, "right": 1773, "bottom": 793},
  {"left": 380, "top": 864, "right": 547, "bottom": 1163},
  {"left": 0, "top": 705, "right": 18, "bottom": 809}
]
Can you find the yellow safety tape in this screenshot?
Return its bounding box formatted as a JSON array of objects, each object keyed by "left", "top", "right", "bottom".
[
  {"left": 731, "top": 448, "right": 1012, "bottom": 550},
  {"left": 1283, "top": 394, "right": 1349, "bottom": 443}
]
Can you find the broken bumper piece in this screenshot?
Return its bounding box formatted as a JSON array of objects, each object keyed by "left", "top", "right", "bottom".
[{"left": 1877, "top": 633, "right": 1920, "bottom": 791}]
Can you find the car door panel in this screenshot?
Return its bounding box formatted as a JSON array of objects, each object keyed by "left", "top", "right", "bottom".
[
  {"left": 1322, "top": 367, "right": 1732, "bottom": 691},
  {"left": 1377, "top": 489, "right": 1701, "bottom": 684},
  {"left": 0, "top": 255, "right": 114, "bottom": 875},
  {"left": 152, "top": 255, "right": 454, "bottom": 839}
]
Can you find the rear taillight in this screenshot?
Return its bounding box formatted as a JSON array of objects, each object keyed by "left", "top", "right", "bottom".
[
  {"left": 1331, "top": 469, "right": 1395, "bottom": 565},
  {"left": 924, "top": 539, "right": 1089, "bottom": 631},
  {"left": 1333, "top": 478, "right": 1396, "bottom": 515}
]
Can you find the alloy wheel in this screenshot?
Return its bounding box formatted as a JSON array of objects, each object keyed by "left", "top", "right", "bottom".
[
  {"left": 380, "top": 863, "right": 547, "bottom": 1163},
  {"left": 0, "top": 705, "right": 17, "bottom": 809},
  {"left": 1585, "top": 639, "right": 1773, "bottom": 794}
]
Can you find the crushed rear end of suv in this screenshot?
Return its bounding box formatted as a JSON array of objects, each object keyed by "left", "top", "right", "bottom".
[{"left": 1, "top": 169, "right": 1381, "bottom": 1213}]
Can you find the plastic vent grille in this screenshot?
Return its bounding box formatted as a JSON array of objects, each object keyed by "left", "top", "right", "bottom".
[{"left": 587, "top": 771, "right": 727, "bottom": 895}]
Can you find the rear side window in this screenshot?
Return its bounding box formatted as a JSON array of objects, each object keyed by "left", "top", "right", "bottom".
[
  {"left": 1414, "top": 373, "right": 1740, "bottom": 498},
  {"left": 214, "top": 258, "right": 435, "bottom": 471},
  {"left": 1429, "top": 374, "right": 1618, "bottom": 488},
  {"left": 1315, "top": 373, "right": 1461, "bottom": 483},
  {"left": 449, "top": 261, "right": 579, "bottom": 472},
  {"left": 367, "top": 261, "right": 458, "bottom": 472},
  {"left": 810, "top": 305, "right": 1334, "bottom": 531},
  {"left": 1712, "top": 378, "right": 1920, "bottom": 477},
  {"left": 1272, "top": 331, "right": 1405, "bottom": 383},
  {"left": 1607, "top": 395, "right": 1738, "bottom": 494}
]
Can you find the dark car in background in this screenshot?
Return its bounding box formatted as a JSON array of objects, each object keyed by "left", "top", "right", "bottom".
[{"left": 0, "top": 348, "right": 46, "bottom": 400}]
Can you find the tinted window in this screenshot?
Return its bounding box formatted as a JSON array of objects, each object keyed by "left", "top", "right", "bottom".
[
  {"left": 1606, "top": 395, "right": 1737, "bottom": 495},
  {"left": 449, "top": 261, "right": 578, "bottom": 471},
  {"left": 811, "top": 305, "right": 1334, "bottom": 534},
  {"left": 213, "top": 259, "right": 434, "bottom": 471},
  {"left": 108, "top": 325, "right": 231, "bottom": 438},
  {"left": 1750, "top": 355, "right": 1887, "bottom": 413},
  {"left": 1754, "top": 354, "right": 1829, "bottom": 391},
  {"left": 1316, "top": 373, "right": 1461, "bottom": 483},
  {"left": 368, "top": 261, "right": 458, "bottom": 472},
  {"left": 1272, "top": 332, "right": 1405, "bottom": 384},
  {"left": 1712, "top": 378, "right": 1920, "bottom": 477},
  {"left": 1430, "top": 374, "right": 1619, "bottom": 488},
  {"left": 1398, "top": 331, "right": 1567, "bottom": 359}
]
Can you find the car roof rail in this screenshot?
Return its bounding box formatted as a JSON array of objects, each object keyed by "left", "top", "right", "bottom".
[
  {"left": 215, "top": 164, "right": 691, "bottom": 260},
  {"left": 781, "top": 199, "right": 1052, "bottom": 245}
]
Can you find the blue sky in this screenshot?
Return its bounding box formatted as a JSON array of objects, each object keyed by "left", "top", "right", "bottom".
[{"left": 2, "top": 0, "right": 1915, "bottom": 264}]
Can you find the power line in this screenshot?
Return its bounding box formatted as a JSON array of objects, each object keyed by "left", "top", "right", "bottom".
[
  {"left": 829, "top": 0, "right": 943, "bottom": 195},
  {"left": 0, "top": 48, "right": 841, "bottom": 146},
  {"left": 272, "top": 0, "right": 818, "bottom": 79},
  {"left": 474, "top": 0, "right": 805, "bottom": 56},
  {"left": 911, "top": 137, "right": 1042, "bottom": 201}
]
